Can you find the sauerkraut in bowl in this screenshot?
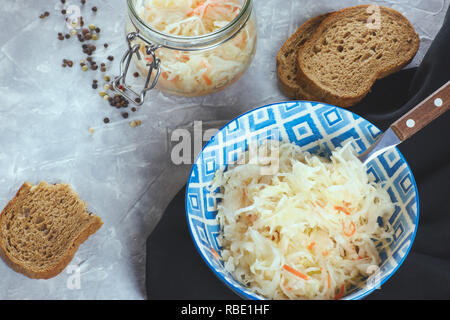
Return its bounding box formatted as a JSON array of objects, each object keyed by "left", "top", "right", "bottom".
[
  {"left": 185, "top": 101, "right": 419, "bottom": 300},
  {"left": 127, "top": 0, "right": 257, "bottom": 96},
  {"left": 210, "top": 140, "right": 395, "bottom": 300}
]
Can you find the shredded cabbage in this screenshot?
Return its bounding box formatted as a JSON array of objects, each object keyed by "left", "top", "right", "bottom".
[
  {"left": 211, "top": 141, "right": 395, "bottom": 300},
  {"left": 132, "top": 0, "right": 256, "bottom": 96}
]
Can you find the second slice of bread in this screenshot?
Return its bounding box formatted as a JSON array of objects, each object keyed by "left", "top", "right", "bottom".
[
  {"left": 297, "top": 5, "right": 420, "bottom": 107},
  {"left": 0, "top": 182, "right": 103, "bottom": 279},
  {"left": 277, "top": 13, "right": 331, "bottom": 100}
]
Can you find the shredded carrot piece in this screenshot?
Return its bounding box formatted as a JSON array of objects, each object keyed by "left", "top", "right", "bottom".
[
  {"left": 211, "top": 248, "right": 220, "bottom": 260},
  {"left": 307, "top": 242, "right": 316, "bottom": 251},
  {"left": 200, "top": 59, "right": 210, "bottom": 70},
  {"left": 187, "top": 1, "right": 209, "bottom": 16},
  {"left": 200, "top": 59, "right": 212, "bottom": 85},
  {"left": 176, "top": 54, "right": 190, "bottom": 62},
  {"left": 334, "top": 206, "right": 351, "bottom": 215},
  {"left": 335, "top": 284, "right": 346, "bottom": 300},
  {"left": 161, "top": 72, "right": 179, "bottom": 82},
  {"left": 202, "top": 2, "right": 221, "bottom": 15},
  {"left": 342, "top": 221, "right": 356, "bottom": 237},
  {"left": 196, "top": 2, "right": 206, "bottom": 8},
  {"left": 282, "top": 264, "right": 308, "bottom": 280},
  {"left": 327, "top": 274, "right": 331, "bottom": 289},
  {"left": 322, "top": 250, "right": 328, "bottom": 257},
  {"left": 203, "top": 73, "right": 212, "bottom": 86}
]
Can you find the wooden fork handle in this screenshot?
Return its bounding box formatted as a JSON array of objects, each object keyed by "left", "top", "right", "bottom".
[{"left": 391, "top": 80, "right": 449, "bottom": 141}]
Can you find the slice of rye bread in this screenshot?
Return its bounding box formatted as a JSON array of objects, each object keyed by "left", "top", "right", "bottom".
[
  {"left": 276, "top": 13, "right": 331, "bottom": 99},
  {"left": 0, "top": 182, "right": 103, "bottom": 279},
  {"left": 297, "top": 5, "right": 420, "bottom": 107}
]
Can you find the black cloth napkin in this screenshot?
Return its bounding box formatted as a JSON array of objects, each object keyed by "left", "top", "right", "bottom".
[{"left": 146, "top": 9, "right": 450, "bottom": 300}]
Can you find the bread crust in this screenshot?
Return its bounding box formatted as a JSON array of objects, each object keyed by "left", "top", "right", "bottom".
[
  {"left": 0, "top": 182, "right": 103, "bottom": 279},
  {"left": 276, "top": 13, "right": 331, "bottom": 99},
  {"left": 296, "top": 5, "right": 420, "bottom": 107}
]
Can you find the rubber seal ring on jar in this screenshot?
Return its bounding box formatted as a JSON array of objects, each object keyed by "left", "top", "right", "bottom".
[{"left": 112, "top": 32, "right": 162, "bottom": 106}]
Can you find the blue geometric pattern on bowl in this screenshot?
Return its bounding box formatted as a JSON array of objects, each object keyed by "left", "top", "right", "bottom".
[{"left": 185, "top": 101, "right": 419, "bottom": 300}]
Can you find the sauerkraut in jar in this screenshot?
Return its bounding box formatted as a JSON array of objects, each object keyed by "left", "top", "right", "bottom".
[{"left": 123, "top": 0, "right": 257, "bottom": 99}]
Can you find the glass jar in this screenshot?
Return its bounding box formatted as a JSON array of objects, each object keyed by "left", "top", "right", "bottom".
[{"left": 114, "top": 0, "right": 257, "bottom": 105}]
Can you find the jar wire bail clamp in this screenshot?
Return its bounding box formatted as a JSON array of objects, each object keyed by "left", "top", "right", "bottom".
[{"left": 113, "top": 32, "right": 162, "bottom": 106}]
